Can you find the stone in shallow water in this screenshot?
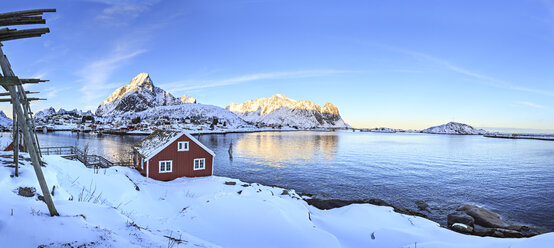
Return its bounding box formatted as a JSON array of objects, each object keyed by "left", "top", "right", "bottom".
[
  {"left": 456, "top": 204, "right": 507, "bottom": 228},
  {"left": 447, "top": 211, "right": 475, "bottom": 227},
  {"left": 415, "top": 200, "right": 429, "bottom": 212},
  {"left": 451, "top": 223, "right": 474, "bottom": 234}
]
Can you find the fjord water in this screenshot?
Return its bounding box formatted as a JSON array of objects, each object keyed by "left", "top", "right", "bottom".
[{"left": 37, "top": 131, "right": 554, "bottom": 231}]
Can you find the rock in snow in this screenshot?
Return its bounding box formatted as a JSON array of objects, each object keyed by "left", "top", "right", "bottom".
[
  {"left": 96, "top": 73, "right": 181, "bottom": 116},
  {"left": 226, "top": 94, "right": 350, "bottom": 129},
  {"left": 421, "top": 122, "right": 487, "bottom": 135}
]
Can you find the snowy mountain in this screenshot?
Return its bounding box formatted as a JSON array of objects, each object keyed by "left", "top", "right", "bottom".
[
  {"left": 112, "top": 103, "right": 249, "bottom": 128},
  {"left": 56, "top": 108, "right": 93, "bottom": 116},
  {"left": 180, "top": 95, "right": 197, "bottom": 104},
  {"left": 421, "top": 122, "right": 488, "bottom": 135},
  {"left": 34, "top": 107, "right": 56, "bottom": 120},
  {"left": 34, "top": 107, "right": 92, "bottom": 120},
  {"left": 226, "top": 94, "right": 350, "bottom": 129},
  {"left": 0, "top": 110, "right": 12, "bottom": 128},
  {"left": 95, "top": 73, "right": 181, "bottom": 116}
]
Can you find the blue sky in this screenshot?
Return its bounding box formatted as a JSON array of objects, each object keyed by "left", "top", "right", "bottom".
[{"left": 1, "top": 0, "right": 554, "bottom": 130}]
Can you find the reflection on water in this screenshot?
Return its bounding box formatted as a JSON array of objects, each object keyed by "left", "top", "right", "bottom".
[
  {"left": 37, "top": 132, "right": 144, "bottom": 162},
  {"left": 233, "top": 132, "right": 338, "bottom": 167}
]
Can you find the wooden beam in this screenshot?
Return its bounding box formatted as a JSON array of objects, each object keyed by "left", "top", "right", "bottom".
[
  {"left": 20, "top": 78, "right": 48, "bottom": 83},
  {"left": 0, "top": 28, "right": 50, "bottom": 42},
  {"left": 0, "top": 9, "right": 56, "bottom": 19},
  {"left": 0, "top": 97, "right": 46, "bottom": 103},
  {"left": 0, "top": 77, "right": 47, "bottom": 86},
  {"left": 0, "top": 76, "right": 19, "bottom": 86},
  {"left": 0, "top": 91, "right": 37, "bottom": 96},
  {"left": 0, "top": 17, "right": 46, "bottom": 27}
]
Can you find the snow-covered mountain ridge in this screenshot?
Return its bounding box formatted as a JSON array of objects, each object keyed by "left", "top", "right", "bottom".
[
  {"left": 226, "top": 94, "right": 350, "bottom": 129},
  {"left": 0, "top": 110, "right": 12, "bottom": 129},
  {"left": 96, "top": 73, "right": 182, "bottom": 116},
  {"left": 422, "top": 122, "right": 488, "bottom": 135}
]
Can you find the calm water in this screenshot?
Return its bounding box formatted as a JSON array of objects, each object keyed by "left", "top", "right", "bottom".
[{"left": 36, "top": 131, "right": 554, "bottom": 231}]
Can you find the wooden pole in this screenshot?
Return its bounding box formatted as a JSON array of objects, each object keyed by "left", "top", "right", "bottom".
[
  {"left": 0, "top": 45, "right": 58, "bottom": 216},
  {"left": 13, "top": 103, "right": 18, "bottom": 177}
]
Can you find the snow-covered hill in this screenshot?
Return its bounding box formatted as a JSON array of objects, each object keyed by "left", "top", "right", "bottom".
[
  {"left": 226, "top": 94, "right": 350, "bottom": 129},
  {"left": 0, "top": 110, "right": 13, "bottom": 129},
  {"left": 422, "top": 122, "right": 488, "bottom": 135},
  {"left": 111, "top": 103, "right": 249, "bottom": 128},
  {"left": 2, "top": 151, "right": 553, "bottom": 247},
  {"left": 34, "top": 107, "right": 92, "bottom": 120},
  {"left": 95, "top": 73, "right": 181, "bottom": 116}
]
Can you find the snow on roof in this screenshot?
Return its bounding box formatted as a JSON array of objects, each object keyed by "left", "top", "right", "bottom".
[
  {"left": 132, "top": 130, "right": 215, "bottom": 159},
  {"left": 132, "top": 130, "right": 182, "bottom": 159}
]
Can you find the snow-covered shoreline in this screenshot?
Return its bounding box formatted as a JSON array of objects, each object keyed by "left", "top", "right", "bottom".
[{"left": 1, "top": 152, "right": 553, "bottom": 247}]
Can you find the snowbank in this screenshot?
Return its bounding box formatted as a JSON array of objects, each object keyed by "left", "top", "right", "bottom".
[{"left": 1, "top": 152, "right": 553, "bottom": 247}]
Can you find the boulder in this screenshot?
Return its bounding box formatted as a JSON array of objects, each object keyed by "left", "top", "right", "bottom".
[
  {"left": 457, "top": 204, "right": 507, "bottom": 228},
  {"left": 496, "top": 228, "right": 524, "bottom": 238},
  {"left": 415, "top": 200, "right": 429, "bottom": 212},
  {"left": 473, "top": 226, "right": 494, "bottom": 237},
  {"left": 451, "top": 223, "right": 474, "bottom": 234},
  {"left": 17, "top": 187, "right": 35, "bottom": 197},
  {"left": 447, "top": 211, "right": 474, "bottom": 227}
]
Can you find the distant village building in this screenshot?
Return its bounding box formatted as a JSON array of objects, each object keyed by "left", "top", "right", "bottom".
[{"left": 132, "top": 131, "right": 215, "bottom": 181}]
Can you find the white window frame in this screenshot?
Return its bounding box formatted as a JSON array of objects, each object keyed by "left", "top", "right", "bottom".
[
  {"left": 193, "top": 158, "right": 206, "bottom": 171},
  {"left": 159, "top": 160, "right": 173, "bottom": 173},
  {"left": 178, "top": 141, "right": 189, "bottom": 151}
]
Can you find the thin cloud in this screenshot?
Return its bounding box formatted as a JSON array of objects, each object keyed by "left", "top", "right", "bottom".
[
  {"left": 159, "top": 70, "right": 358, "bottom": 93},
  {"left": 517, "top": 101, "right": 546, "bottom": 109},
  {"left": 78, "top": 47, "right": 147, "bottom": 108},
  {"left": 92, "top": 0, "right": 160, "bottom": 26},
  {"left": 389, "top": 46, "right": 554, "bottom": 97}
]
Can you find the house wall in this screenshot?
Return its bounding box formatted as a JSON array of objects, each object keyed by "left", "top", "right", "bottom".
[
  {"left": 133, "top": 151, "right": 147, "bottom": 176},
  {"left": 145, "top": 134, "right": 213, "bottom": 181}
]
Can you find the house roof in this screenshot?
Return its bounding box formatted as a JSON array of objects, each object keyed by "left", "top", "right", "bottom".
[{"left": 132, "top": 130, "right": 215, "bottom": 160}]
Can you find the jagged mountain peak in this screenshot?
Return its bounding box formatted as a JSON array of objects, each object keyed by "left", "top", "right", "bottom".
[
  {"left": 226, "top": 94, "right": 350, "bottom": 129},
  {"left": 322, "top": 102, "right": 340, "bottom": 115},
  {"left": 96, "top": 73, "right": 181, "bottom": 116},
  {"left": 180, "top": 95, "right": 197, "bottom": 104}
]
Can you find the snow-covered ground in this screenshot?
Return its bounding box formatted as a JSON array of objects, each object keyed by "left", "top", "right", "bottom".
[{"left": 1, "top": 151, "right": 553, "bottom": 247}]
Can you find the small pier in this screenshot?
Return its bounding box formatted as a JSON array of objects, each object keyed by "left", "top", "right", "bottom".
[
  {"left": 40, "top": 146, "right": 134, "bottom": 168},
  {"left": 483, "top": 133, "right": 554, "bottom": 141}
]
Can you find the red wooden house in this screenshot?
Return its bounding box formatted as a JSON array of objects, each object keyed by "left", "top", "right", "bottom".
[{"left": 132, "top": 131, "right": 215, "bottom": 181}]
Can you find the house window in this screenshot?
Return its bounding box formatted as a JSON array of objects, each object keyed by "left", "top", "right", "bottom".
[
  {"left": 194, "top": 158, "right": 205, "bottom": 170},
  {"left": 178, "top": 141, "right": 189, "bottom": 151},
  {"left": 159, "top": 160, "right": 172, "bottom": 173}
]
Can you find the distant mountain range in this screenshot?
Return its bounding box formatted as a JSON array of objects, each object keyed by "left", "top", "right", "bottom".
[
  {"left": 90, "top": 73, "right": 350, "bottom": 129},
  {"left": 35, "top": 107, "right": 93, "bottom": 120},
  {"left": 226, "top": 94, "right": 350, "bottom": 129}
]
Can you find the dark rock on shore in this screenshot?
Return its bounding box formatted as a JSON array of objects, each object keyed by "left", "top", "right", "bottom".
[
  {"left": 457, "top": 204, "right": 507, "bottom": 228},
  {"left": 415, "top": 200, "right": 430, "bottom": 212},
  {"left": 447, "top": 204, "right": 540, "bottom": 238},
  {"left": 447, "top": 211, "right": 474, "bottom": 227},
  {"left": 451, "top": 223, "right": 473, "bottom": 234},
  {"left": 304, "top": 198, "right": 428, "bottom": 218}
]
